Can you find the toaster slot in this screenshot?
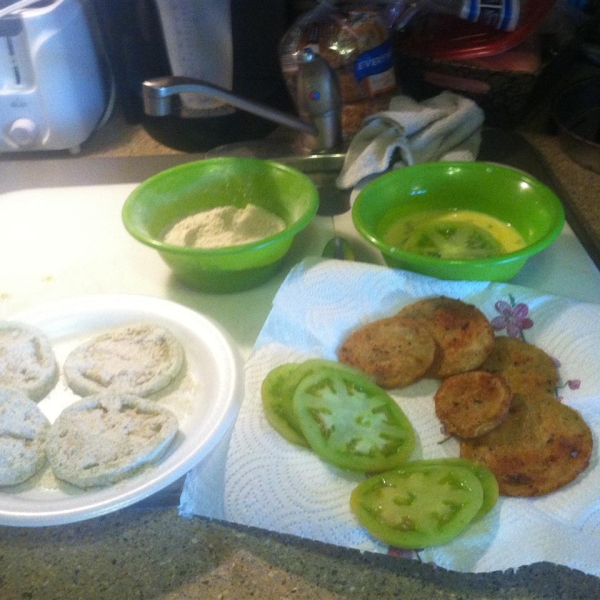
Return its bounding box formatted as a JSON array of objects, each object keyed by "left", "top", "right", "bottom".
[{"left": 0, "top": 17, "right": 28, "bottom": 89}]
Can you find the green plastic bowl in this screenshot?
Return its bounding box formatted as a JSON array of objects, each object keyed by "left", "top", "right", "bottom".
[
  {"left": 122, "top": 157, "right": 319, "bottom": 293},
  {"left": 352, "top": 162, "right": 565, "bottom": 282}
]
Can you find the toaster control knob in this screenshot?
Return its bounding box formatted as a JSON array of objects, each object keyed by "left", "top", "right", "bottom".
[{"left": 8, "top": 118, "right": 39, "bottom": 147}]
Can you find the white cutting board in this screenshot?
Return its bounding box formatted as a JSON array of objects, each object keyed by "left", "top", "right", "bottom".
[
  {"left": 0, "top": 183, "right": 335, "bottom": 358},
  {"left": 1, "top": 181, "right": 600, "bottom": 360}
]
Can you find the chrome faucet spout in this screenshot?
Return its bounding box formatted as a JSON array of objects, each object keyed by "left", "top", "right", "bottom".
[
  {"left": 142, "top": 49, "right": 342, "bottom": 153},
  {"left": 142, "top": 77, "right": 316, "bottom": 135}
]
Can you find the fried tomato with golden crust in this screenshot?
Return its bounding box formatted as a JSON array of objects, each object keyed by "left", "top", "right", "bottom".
[
  {"left": 395, "top": 296, "right": 495, "bottom": 378},
  {"left": 479, "top": 336, "right": 559, "bottom": 396},
  {"left": 460, "top": 393, "right": 593, "bottom": 496},
  {"left": 338, "top": 316, "right": 436, "bottom": 388},
  {"left": 434, "top": 371, "right": 512, "bottom": 439}
]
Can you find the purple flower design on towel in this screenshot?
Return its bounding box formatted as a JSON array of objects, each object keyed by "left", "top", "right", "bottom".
[
  {"left": 491, "top": 296, "right": 582, "bottom": 398},
  {"left": 490, "top": 294, "right": 533, "bottom": 339},
  {"left": 388, "top": 546, "right": 419, "bottom": 560},
  {"left": 557, "top": 378, "right": 582, "bottom": 401}
]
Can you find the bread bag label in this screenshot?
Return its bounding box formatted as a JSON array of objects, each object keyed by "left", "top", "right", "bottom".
[
  {"left": 280, "top": 3, "right": 398, "bottom": 103},
  {"left": 354, "top": 39, "right": 396, "bottom": 94}
]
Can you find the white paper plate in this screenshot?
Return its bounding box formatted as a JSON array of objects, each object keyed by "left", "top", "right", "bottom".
[{"left": 0, "top": 294, "right": 243, "bottom": 527}]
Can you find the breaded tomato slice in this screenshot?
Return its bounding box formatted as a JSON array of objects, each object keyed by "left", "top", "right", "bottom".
[
  {"left": 434, "top": 371, "right": 512, "bottom": 438},
  {"left": 460, "top": 393, "right": 592, "bottom": 496},
  {"left": 479, "top": 336, "right": 559, "bottom": 396},
  {"left": 396, "top": 296, "right": 495, "bottom": 378},
  {"left": 338, "top": 316, "right": 435, "bottom": 388}
]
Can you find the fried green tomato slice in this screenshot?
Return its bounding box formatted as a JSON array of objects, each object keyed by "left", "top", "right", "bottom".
[
  {"left": 338, "top": 316, "right": 436, "bottom": 389},
  {"left": 261, "top": 359, "right": 369, "bottom": 447},
  {"left": 350, "top": 462, "right": 484, "bottom": 549},
  {"left": 434, "top": 371, "right": 512, "bottom": 439},
  {"left": 460, "top": 392, "right": 593, "bottom": 496},
  {"left": 404, "top": 458, "right": 498, "bottom": 520},
  {"left": 292, "top": 368, "right": 415, "bottom": 472},
  {"left": 396, "top": 296, "right": 495, "bottom": 378},
  {"left": 478, "top": 336, "right": 559, "bottom": 396}
]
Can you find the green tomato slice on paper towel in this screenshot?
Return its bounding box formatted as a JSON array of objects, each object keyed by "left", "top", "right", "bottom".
[
  {"left": 350, "top": 462, "right": 485, "bottom": 549},
  {"left": 406, "top": 457, "right": 499, "bottom": 521},
  {"left": 261, "top": 362, "right": 309, "bottom": 447},
  {"left": 292, "top": 368, "right": 415, "bottom": 472},
  {"left": 261, "top": 359, "right": 371, "bottom": 448}
]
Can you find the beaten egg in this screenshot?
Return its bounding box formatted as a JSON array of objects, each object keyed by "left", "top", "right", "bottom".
[{"left": 382, "top": 209, "right": 527, "bottom": 260}]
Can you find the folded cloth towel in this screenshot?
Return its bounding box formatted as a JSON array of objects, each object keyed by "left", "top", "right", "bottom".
[{"left": 336, "top": 91, "right": 485, "bottom": 189}]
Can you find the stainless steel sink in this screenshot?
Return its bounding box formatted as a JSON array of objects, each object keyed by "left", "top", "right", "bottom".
[
  {"left": 205, "top": 138, "right": 351, "bottom": 216},
  {"left": 276, "top": 152, "right": 346, "bottom": 173},
  {"left": 276, "top": 153, "right": 349, "bottom": 216}
]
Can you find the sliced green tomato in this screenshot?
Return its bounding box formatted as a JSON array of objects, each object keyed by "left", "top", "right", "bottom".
[
  {"left": 403, "top": 458, "right": 498, "bottom": 520},
  {"left": 262, "top": 359, "right": 368, "bottom": 447},
  {"left": 350, "top": 463, "right": 484, "bottom": 549},
  {"left": 262, "top": 363, "right": 309, "bottom": 447},
  {"left": 403, "top": 222, "right": 503, "bottom": 260},
  {"left": 292, "top": 368, "right": 415, "bottom": 472}
]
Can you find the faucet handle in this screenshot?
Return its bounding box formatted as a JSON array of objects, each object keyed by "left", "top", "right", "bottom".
[{"left": 296, "top": 48, "right": 343, "bottom": 152}]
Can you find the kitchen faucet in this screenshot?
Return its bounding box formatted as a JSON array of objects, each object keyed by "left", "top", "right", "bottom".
[{"left": 142, "top": 48, "right": 342, "bottom": 154}]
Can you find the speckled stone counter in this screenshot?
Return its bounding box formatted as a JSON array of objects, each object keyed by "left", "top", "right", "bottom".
[
  {"left": 2, "top": 72, "right": 600, "bottom": 600},
  {"left": 519, "top": 119, "right": 600, "bottom": 270},
  {"left": 3, "top": 507, "right": 600, "bottom": 600}
]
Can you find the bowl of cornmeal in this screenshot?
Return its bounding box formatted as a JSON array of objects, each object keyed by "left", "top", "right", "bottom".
[
  {"left": 352, "top": 161, "right": 565, "bottom": 282},
  {"left": 123, "top": 157, "right": 319, "bottom": 292}
]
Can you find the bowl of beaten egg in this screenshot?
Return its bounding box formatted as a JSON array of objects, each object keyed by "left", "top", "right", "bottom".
[
  {"left": 122, "top": 157, "right": 319, "bottom": 292},
  {"left": 352, "top": 162, "right": 565, "bottom": 281}
]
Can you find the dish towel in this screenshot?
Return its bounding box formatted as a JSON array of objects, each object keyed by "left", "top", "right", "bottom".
[
  {"left": 336, "top": 91, "right": 485, "bottom": 189},
  {"left": 180, "top": 257, "right": 600, "bottom": 576}
]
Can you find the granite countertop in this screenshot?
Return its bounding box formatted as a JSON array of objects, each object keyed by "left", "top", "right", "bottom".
[{"left": 2, "top": 85, "right": 600, "bottom": 600}]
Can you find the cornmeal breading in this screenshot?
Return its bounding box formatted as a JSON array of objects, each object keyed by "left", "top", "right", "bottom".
[
  {"left": 46, "top": 392, "right": 179, "bottom": 488},
  {"left": 395, "top": 296, "right": 495, "bottom": 378},
  {"left": 460, "top": 393, "right": 592, "bottom": 496},
  {"left": 64, "top": 322, "right": 184, "bottom": 398},
  {"left": 479, "top": 335, "right": 559, "bottom": 396},
  {"left": 338, "top": 316, "right": 436, "bottom": 388},
  {"left": 0, "top": 321, "right": 58, "bottom": 401},
  {"left": 434, "top": 371, "right": 512, "bottom": 439},
  {"left": 0, "top": 387, "right": 50, "bottom": 486}
]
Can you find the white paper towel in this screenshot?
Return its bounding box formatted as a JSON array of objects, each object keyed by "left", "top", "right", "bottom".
[
  {"left": 155, "top": 0, "right": 233, "bottom": 113},
  {"left": 181, "top": 258, "right": 600, "bottom": 575}
]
